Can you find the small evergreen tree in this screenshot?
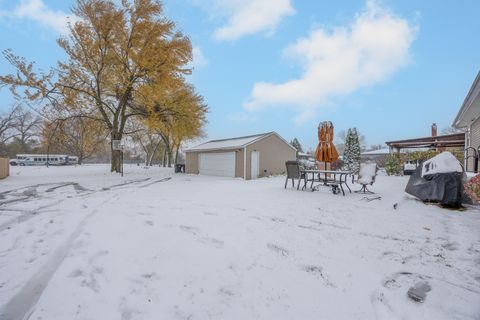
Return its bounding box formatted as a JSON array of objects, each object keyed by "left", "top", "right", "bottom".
[
  {"left": 343, "top": 128, "right": 361, "bottom": 172},
  {"left": 290, "top": 138, "right": 303, "bottom": 153},
  {"left": 385, "top": 153, "right": 403, "bottom": 176}
]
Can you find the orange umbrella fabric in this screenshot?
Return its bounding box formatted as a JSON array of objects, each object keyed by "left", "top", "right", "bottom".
[{"left": 315, "top": 121, "right": 339, "bottom": 163}]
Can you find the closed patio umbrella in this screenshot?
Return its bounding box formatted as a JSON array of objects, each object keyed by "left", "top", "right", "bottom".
[{"left": 315, "top": 121, "right": 339, "bottom": 169}]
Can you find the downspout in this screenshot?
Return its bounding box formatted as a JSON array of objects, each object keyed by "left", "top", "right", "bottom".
[{"left": 244, "top": 147, "right": 247, "bottom": 180}]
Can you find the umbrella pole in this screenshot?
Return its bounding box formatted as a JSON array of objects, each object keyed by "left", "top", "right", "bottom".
[{"left": 324, "top": 161, "right": 327, "bottom": 185}]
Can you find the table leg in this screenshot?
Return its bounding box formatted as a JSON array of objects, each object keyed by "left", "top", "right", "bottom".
[
  {"left": 339, "top": 174, "right": 345, "bottom": 196},
  {"left": 344, "top": 173, "right": 352, "bottom": 193}
]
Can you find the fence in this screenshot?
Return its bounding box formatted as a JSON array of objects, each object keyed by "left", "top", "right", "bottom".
[{"left": 0, "top": 158, "right": 9, "bottom": 179}]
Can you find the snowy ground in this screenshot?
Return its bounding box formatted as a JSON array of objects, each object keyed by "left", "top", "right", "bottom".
[{"left": 0, "top": 164, "right": 479, "bottom": 320}]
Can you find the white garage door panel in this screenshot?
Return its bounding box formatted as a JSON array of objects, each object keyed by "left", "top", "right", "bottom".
[{"left": 199, "top": 152, "right": 236, "bottom": 177}]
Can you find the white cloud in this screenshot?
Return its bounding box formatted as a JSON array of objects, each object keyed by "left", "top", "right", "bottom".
[
  {"left": 209, "top": 0, "right": 295, "bottom": 41},
  {"left": 243, "top": 0, "right": 418, "bottom": 123},
  {"left": 192, "top": 46, "right": 209, "bottom": 68},
  {"left": 7, "top": 0, "right": 78, "bottom": 35}
]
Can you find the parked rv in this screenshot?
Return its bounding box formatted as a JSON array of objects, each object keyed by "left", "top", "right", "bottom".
[{"left": 11, "top": 154, "right": 76, "bottom": 166}]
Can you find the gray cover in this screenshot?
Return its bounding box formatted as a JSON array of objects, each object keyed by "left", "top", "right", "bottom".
[{"left": 405, "top": 163, "right": 467, "bottom": 208}]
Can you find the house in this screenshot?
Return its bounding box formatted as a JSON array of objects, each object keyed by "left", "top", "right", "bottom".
[
  {"left": 360, "top": 148, "right": 390, "bottom": 166},
  {"left": 453, "top": 71, "right": 480, "bottom": 172},
  {"left": 185, "top": 132, "right": 296, "bottom": 180}
]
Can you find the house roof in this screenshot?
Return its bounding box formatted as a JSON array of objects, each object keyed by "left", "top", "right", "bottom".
[
  {"left": 385, "top": 133, "right": 465, "bottom": 150},
  {"left": 361, "top": 148, "right": 390, "bottom": 155},
  {"left": 453, "top": 71, "right": 480, "bottom": 128},
  {"left": 186, "top": 132, "right": 296, "bottom": 152}
]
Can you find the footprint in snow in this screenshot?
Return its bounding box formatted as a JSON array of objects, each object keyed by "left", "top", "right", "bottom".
[
  {"left": 69, "top": 269, "right": 85, "bottom": 278},
  {"left": 203, "top": 211, "right": 218, "bottom": 216},
  {"left": 137, "top": 211, "right": 152, "bottom": 216},
  {"left": 301, "top": 265, "right": 335, "bottom": 287},
  {"left": 370, "top": 291, "right": 400, "bottom": 320},
  {"left": 218, "top": 286, "right": 235, "bottom": 297},
  {"left": 442, "top": 242, "right": 459, "bottom": 251},
  {"left": 267, "top": 243, "right": 289, "bottom": 257},
  {"left": 198, "top": 237, "right": 224, "bottom": 249},
  {"left": 179, "top": 225, "right": 200, "bottom": 235}
]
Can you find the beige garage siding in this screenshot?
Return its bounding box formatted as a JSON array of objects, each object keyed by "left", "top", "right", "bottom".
[
  {"left": 245, "top": 134, "right": 296, "bottom": 180},
  {"left": 185, "top": 149, "right": 244, "bottom": 178},
  {"left": 0, "top": 158, "right": 9, "bottom": 179},
  {"left": 235, "top": 149, "right": 244, "bottom": 178},
  {"left": 185, "top": 152, "right": 199, "bottom": 174}
]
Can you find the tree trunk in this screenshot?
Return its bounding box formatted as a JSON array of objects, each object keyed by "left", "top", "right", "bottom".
[
  {"left": 174, "top": 147, "right": 179, "bottom": 165},
  {"left": 148, "top": 141, "right": 161, "bottom": 166},
  {"left": 162, "top": 148, "right": 167, "bottom": 167},
  {"left": 167, "top": 151, "right": 173, "bottom": 167},
  {"left": 111, "top": 131, "right": 122, "bottom": 173}
]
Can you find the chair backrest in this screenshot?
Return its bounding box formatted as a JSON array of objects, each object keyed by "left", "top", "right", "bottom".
[
  {"left": 358, "top": 162, "right": 378, "bottom": 184},
  {"left": 285, "top": 161, "right": 301, "bottom": 178}
]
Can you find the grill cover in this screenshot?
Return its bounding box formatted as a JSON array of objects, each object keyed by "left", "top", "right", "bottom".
[{"left": 405, "top": 162, "right": 467, "bottom": 208}]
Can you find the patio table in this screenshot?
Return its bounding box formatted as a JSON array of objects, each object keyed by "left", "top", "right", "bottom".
[{"left": 301, "top": 169, "right": 352, "bottom": 196}]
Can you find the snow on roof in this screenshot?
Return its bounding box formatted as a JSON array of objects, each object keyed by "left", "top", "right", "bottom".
[
  {"left": 361, "top": 147, "right": 433, "bottom": 156},
  {"left": 186, "top": 132, "right": 278, "bottom": 152},
  {"left": 361, "top": 148, "right": 390, "bottom": 155}
]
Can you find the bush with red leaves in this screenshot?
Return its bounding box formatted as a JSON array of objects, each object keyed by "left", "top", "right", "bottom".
[{"left": 464, "top": 174, "right": 480, "bottom": 204}]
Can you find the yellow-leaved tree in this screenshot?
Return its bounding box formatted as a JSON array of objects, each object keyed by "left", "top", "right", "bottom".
[
  {"left": 0, "top": 0, "right": 196, "bottom": 172},
  {"left": 144, "top": 82, "right": 207, "bottom": 166}
]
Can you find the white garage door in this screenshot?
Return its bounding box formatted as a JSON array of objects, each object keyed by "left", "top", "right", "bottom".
[{"left": 199, "top": 152, "right": 236, "bottom": 177}]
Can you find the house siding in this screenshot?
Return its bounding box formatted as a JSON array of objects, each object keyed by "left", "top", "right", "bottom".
[{"left": 467, "top": 116, "right": 480, "bottom": 171}]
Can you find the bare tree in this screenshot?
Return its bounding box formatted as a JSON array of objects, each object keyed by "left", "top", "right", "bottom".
[
  {"left": 12, "top": 106, "right": 42, "bottom": 145},
  {"left": 0, "top": 105, "right": 19, "bottom": 144},
  {"left": 43, "top": 117, "right": 108, "bottom": 164},
  {"left": 369, "top": 144, "right": 385, "bottom": 151},
  {"left": 129, "top": 121, "right": 164, "bottom": 166}
]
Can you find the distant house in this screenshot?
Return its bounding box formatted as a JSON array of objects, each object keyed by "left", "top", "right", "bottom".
[
  {"left": 185, "top": 132, "right": 296, "bottom": 180},
  {"left": 360, "top": 148, "right": 390, "bottom": 166},
  {"left": 453, "top": 71, "right": 480, "bottom": 172}
]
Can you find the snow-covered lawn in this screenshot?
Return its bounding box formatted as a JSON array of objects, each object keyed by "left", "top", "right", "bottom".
[{"left": 0, "top": 165, "right": 479, "bottom": 319}]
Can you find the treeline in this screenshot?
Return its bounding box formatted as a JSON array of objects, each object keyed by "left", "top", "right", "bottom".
[
  {"left": 0, "top": 0, "right": 207, "bottom": 172},
  {"left": 0, "top": 105, "right": 42, "bottom": 158}
]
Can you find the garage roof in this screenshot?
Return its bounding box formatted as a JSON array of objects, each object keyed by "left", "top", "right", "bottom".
[{"left": 186, "top": 132, "right": 295, "bottom": 152}]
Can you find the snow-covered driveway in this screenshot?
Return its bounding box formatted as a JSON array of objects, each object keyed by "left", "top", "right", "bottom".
[{"left": 0, "top": 165, "right": 479, "bottom": 319}]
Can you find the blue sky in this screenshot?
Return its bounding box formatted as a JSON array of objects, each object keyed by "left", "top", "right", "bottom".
[{"left": 0, "top": 0, "right": 479, "bottom": 150}]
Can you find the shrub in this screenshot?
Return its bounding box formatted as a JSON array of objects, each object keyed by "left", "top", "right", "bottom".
[
  {"left": 385, "top": 153, "right": 403, "bottom": 176},
  {"left": 464, "top": 174, "right": 480, "bottom": 204}
]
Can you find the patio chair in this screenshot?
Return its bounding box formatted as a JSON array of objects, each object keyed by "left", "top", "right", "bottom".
[
  {"left": 355, "top": 162, "right": 378, "bottom": 194},
  {"left": 285, "top": 161, "right": 306, "bottom": 190}
]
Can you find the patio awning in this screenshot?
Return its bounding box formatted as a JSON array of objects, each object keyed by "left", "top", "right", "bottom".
[{"left": 385, "top": 133, "right": 465, "bottom": 150}]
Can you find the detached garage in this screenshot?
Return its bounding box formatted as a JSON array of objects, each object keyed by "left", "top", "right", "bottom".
[{"left": 185, "top": 132, "right": 296, "bottom": 180}]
